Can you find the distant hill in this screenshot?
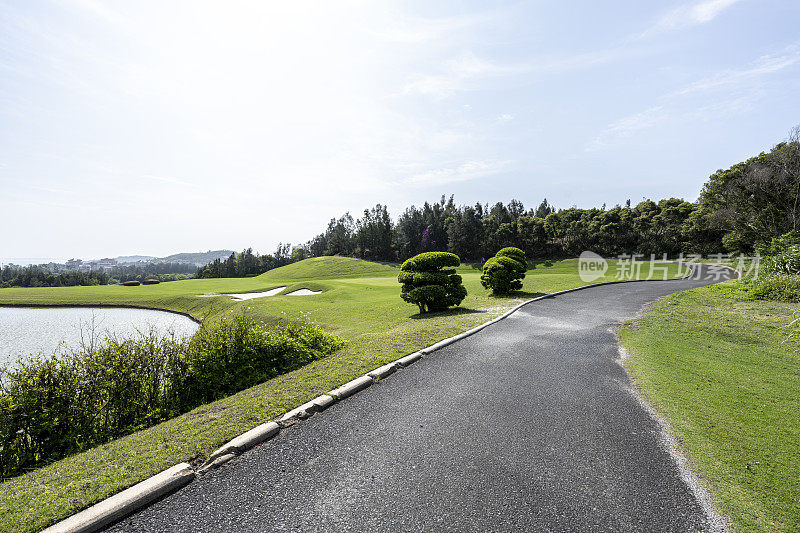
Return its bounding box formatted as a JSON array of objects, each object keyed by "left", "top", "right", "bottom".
[
  {"left": 109, "top": 250, "right": 234, "bottom": 266},
  {"left": 114, "top": 255, "right": 158, "bottom": 264},
  {"left": 258, "top": 256, "right": 398, "bottom": 281},
  {"left": 159, "top": 250, "right": 234, "bottom": 265}
]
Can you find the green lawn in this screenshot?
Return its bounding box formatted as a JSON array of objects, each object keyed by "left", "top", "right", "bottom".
[
  {"left": 620, "top": 284, "right": 800, "bottom": 532},
  {"left": 0, "top": 257, "right": 683, "bottom": 532}
]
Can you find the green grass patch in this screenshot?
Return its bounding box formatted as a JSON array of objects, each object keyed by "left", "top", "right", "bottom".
[
  {"left": 259, "top": 255, "right": 399, "bottom": 281},
  {"left": 0, "top": 257, "right": 683, "bottom": 532},
  {"left": 620, "top": 284, "right": 800, "bottom": 532}
]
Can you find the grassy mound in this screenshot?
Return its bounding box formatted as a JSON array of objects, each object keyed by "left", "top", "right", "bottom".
[{"left": 258, "top": 256, "right": 398, "bottom": 281}]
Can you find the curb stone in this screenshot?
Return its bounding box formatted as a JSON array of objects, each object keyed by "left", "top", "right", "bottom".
[
  {"left": 396, "top": 351, "right": 424, "bottom": 366},
  {"left": 198, "top": 453, "right": 236, "bottom": 474},
  {"left": 327, "top": 375, "right": 373, "bottom": 400},
  {"left": 368, "top": 362, "right": 399, "bottom": 379},
  {"left": 310, "top": 394, "right": 335, "bottom": 411},
  {"left": 41, "top": 463, "right": 194, "bottom": 533},
  {"left": 45, "top": 264, "right": 729, "bottom": 532},
  {"left": 279, "top": 399, "right": 321, "bottom": 423},
  {"left": 204, "top": 421, "right": 280, "bottom": 465}
]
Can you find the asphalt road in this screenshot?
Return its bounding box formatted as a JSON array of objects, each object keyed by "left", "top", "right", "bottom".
[{"left": 106, "top": 265, "right": 733, "bottom": 533}]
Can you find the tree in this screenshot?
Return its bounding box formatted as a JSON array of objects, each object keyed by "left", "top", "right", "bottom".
[
  {"left": 699, "top": 126, "right": 800, "bottom": 252},
  {"left": 481, "top": 247, "right": 527, "bottom": 294},
  {"left": 398, "top": 252, "right": 467, "bottom": 313}
]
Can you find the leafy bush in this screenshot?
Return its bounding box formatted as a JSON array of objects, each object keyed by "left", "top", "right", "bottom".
[
  {"left": 481, "top": 247, "right": 527, "bottom": 294},
  {"left": 398, "top": 252, "right": 467, "bottom": 313},
  {"left": 722, "top": 232, "right": 800, "bottom": 303},
  {"left": 119, "top": 280, "right": 140, "bottom": 286},
  {"left": 749, "top": 274, "right": 800, "bottom": 302},
  {"left": 756, "top": 231, "right": 800, "bottom": 277},
  {"left": 0, "top": 315, "right": 344, "bottom": 479},
  {"left": 142, "top": 279, "right": 160, "bottom": 285}
]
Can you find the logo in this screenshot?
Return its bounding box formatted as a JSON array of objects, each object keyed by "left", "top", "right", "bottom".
[{"left": 578, "top": 251, "right": 608, "bottom": 282}]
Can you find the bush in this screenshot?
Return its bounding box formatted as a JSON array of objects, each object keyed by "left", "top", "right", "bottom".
[
  {"left": 757, "top": 231, "right": 800, "bottom": 276},
  {"left": 750, "top": 274, "right": 800, "bottom": 302},
  {"left": 0, "top": 315, "right": 345, "bottom": 479},
  {"left": 398, "top": 252, "right": 467, "bottom": 313},
  {"left": 119, "top": 280, "right": 140, "bottom": 286},
  {"left": 481, "top": 247, "right": 527, "bottom": 294},
  {"left": 142, "top": 279, "right": 160, "bottom": 285}
]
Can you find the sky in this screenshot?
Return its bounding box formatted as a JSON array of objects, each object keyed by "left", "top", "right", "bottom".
[{"left": 1, "top": 0, "right": 799, "bottom": 260}]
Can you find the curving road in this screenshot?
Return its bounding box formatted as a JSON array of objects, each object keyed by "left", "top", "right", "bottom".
[{"left": 106, "top": 265, "right": 733, "bottom": 532}]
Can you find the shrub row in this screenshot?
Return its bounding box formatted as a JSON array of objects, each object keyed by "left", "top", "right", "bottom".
[{"left": 0, "top": 315, "right": 345, "bottom": 479}]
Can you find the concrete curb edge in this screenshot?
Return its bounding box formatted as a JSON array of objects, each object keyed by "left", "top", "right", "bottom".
[{"left": 41, "top": 463, "right": 195, "bottom": 533}]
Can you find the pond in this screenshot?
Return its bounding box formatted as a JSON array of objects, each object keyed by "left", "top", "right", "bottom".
[{"left": 0, "top": 306, "right": 200, "bottom": 367}]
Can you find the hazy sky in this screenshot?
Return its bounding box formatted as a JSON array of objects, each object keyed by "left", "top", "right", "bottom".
[{"left": 2, "top": 0, "right": 799, "bottom": 259}]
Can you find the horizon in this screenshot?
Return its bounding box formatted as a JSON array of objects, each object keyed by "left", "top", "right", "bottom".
[{"left": 2, "top": 0, "right": 799, "bottom": 258}]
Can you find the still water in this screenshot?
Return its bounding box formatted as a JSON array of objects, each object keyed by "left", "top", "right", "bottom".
[{"left": 0, "top": 306, "right": 200, "bottom": 367}]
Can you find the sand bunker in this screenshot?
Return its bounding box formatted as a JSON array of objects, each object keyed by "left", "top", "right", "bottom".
[
  {"left": 196, "top": 286, "right": 322, "bottom": 299},
  {"left": 285, "top": 288, "right": 322, "bottom": 296},
  {"left": 196, "top": 287, "right": 287, "bottom": 300}
]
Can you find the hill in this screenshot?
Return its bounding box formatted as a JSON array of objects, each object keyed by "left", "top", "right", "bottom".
[
  {"left": 258, "top": 256, "right": 399, "bottom": 280},
  {"left": 113, "top": 255, "right": 158, "bottom": 264},
  {"left": 159, "top": 250, "right": 234, "bottom": 265}
]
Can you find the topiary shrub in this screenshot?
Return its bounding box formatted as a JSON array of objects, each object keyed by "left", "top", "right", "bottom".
[
  {"left": 142, "top": 279, "right": 160, "bottom": 285},
  {"left": 120, "top": 280, "right": 141, "bottom": 286},
  {"left": 398, "top": 252, "right": 467, "bottom": 313},
  {"left": 481, "top": 247, "right": 527, "bottom": 294}
]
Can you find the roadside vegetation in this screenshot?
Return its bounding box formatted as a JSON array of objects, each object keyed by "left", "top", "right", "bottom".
[
  {"left": 0, "top": 315, "right": 344, "bottom": 479},
  {"left": 621, "top": 236, "right": 800, "bottom": 532},
  {"left": 0, "top": 256, "right": 683, "bottom": 532}
]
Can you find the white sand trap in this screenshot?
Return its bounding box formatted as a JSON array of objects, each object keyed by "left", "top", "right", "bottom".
[
  {"left": 285, "top": 288, "right": 322, "bottom": 296},
  {"left": 195, "top": 287, "right": 287, "bottom": 300}
]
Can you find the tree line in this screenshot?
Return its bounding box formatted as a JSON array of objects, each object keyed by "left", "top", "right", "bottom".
[
  {"left": 301, "top": 131, "right": 799, "bottom": 262},
  {"left": 301, "top": 197, "right": 721, "bottom": 263},
  {"left": 0, "top": 262, "right": 197, "bottom": 288},
  {"left": 194, "top": 244, "right": 300, "bottom": 278}
]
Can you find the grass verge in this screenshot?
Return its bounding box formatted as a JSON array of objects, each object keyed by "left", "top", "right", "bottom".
[
  {"left": 0, "top": 258, "right": 683, "bottom": 531},
  {"left": 620, "top": 284, "right": 800, "bottom": 532}
]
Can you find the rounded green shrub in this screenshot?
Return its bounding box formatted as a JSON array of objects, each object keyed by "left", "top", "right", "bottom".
[
  {"left": 398, "top": 251, "right": 467, "bottom": 313},
  {"left": 481, "top": 247, "right": 527, "bottom": 294}
]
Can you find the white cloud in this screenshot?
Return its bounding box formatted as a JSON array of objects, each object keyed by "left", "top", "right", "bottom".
[
  {"left": 676, "top": 49, "right": 799, "bottom": 95},
  {"left": 367, "top": 12, "right": 492, "bottom": 44},
  {"left": 641, "top": 0, "right": 744, "bottom": 36},
  {"left": 588, "top": 43, "right": 798, "bottom": 151},
  {"left": 141, "top": 174, "right": 197, "bottom": 187},
  {"left": 587, "top": 106, "right": 668, "bottom": 151},
  {"left": 402, "top": 52, "right": 528, "bottom": 97},
  {"left": 403, "top": 160, "right": 508, "bottom": 186}
]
